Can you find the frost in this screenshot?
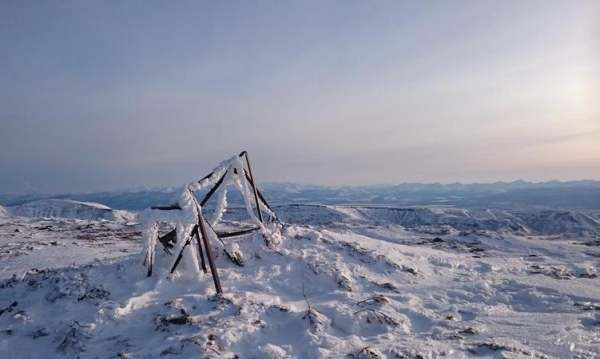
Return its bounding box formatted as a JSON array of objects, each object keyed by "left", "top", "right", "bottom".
[
  {"left": 139, "top": 153, "right": 281, "bottom": 291},
  {"left": 2, "top": 186, "right": 599, "bottom": 358},
  {"left": 143, "top": 222, "right": 159, "bottom": 276}
]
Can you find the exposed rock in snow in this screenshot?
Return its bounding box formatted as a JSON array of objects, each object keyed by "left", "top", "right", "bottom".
[{"left": 8, "top": 199, "right": 136, "bottom": 222}]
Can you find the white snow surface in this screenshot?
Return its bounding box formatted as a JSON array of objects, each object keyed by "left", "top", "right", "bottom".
[
  {"left": 8, "top": 199, "right": 136, "bottom": 223},
  {"left": 1, "top": 205, "right": 600, "bottom": 358},
  {"left": 259, "top": 205, "right": 600, "bottom": 237}
]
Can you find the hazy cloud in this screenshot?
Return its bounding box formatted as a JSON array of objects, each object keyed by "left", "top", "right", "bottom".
[{"left": 1, "top": 1, "right": 598, "bottom": 192}]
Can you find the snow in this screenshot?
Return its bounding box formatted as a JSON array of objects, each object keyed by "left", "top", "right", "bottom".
[
  {"left": 1, "top": 204, "right": 600, "bottom": 358},
  {"left": 0, "top": 205, "right": 7, "bottom": 217},
  {"left": 0, "top": 217, "right": 139, "bottom": 279},
  {"left": 288, "top": 205, "right": 600, "bottom": 237},
  {"left": 140, "top": 155, "right": 281, "bottom": 279},
  {"left": 7, "top": 199, "right": 136, "bottom": 223}
]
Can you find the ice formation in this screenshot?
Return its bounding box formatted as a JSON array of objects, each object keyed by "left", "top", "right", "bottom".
[{"left": 140, "top": 152, "right": 281, "bottom": 294}]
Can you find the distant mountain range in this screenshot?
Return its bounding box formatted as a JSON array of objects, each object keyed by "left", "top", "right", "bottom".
[{"left": 1, "top": 180, "right": 599, "bottom": 210}]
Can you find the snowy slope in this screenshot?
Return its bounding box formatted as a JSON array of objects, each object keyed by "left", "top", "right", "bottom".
[
  {"left": 8, "top": 199, "right": 136, "bottom": 222},
  {"left": 1, "top": 209, "right": 599, "bottom": 358},
  {"left": 220, "top": 205, "right": 600, "bottom": 237},
  {"left": 0, "top": 205, "right": 7, "bottom": 217},
  {"left": 350, "top": 206, "right": 600, "bottom": 236}
]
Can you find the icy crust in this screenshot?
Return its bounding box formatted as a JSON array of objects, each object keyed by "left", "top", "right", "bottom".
[
  {"left": 8, "top": 199, "right": 136, "bottom": 223},
  {"left": 1, "top": 216, "right": 600, "bottom": 358}
]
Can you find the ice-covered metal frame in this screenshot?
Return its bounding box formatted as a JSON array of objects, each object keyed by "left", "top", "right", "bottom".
[{"left": 143, "top": 151, "right": 280, "bottom": 295}]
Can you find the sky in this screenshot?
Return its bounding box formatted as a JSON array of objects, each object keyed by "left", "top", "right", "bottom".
[{"left": 1, "top": 1, "right": 599, "bottom": 193}]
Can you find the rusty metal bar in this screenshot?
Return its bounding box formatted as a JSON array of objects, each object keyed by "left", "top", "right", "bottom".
[
  {"left": 170, "top": 236, "right": 191, "bottom": 274},
  {"left": 194, "top": 226, "right": 207, "bottom": 273},
  {"left": 169, "top": 225, "right": 205, "bottom": 274},
  {"left": 244, "top": 172, "right": 278, "bottom": 221},
  {"left": 217, "top": 227, "right": 260, "bottom": 238},
  {"left": 200, "top": 170, "right": 228, "bottom": 207},
  {"left": 151, "top": 204, "right": 182, "bottom": 210},
  {"left": 242, "top": 152, "right": 263, "bottom": 223},
  {"left": 168, "top": 229, "right": 194, "bottom": 273},
  {"left": 158, "top": 229, "right": 177, "bottom": 254},
  {"left": 196, "top": 210, "right": 222, "bottom": 294},
  {"left": 150, "top": 169, "right": 225, "bottom": 212},
  {"left": 188, "top": 188, "right": 222, "bottom": 294},
  {"left": 198, "top": 171, "right": 214, "bottom": 183},
  {"left": 255, "top": 189, "right": 274, "bottom": 213}
]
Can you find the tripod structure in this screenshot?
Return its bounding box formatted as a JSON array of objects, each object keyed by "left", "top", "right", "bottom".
[{"left": 143, "top": 151, "right": 280, "bottom": 295}]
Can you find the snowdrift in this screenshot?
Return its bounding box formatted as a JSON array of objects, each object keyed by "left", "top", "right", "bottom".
[
  {"left": 1, "top": 216, "right": 599, "bottom": 358},
  {"left": 8, "top": 199, "right": 136, "bottom": 222}
]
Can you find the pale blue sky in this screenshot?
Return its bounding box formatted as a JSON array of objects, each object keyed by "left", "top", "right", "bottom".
[{"left": 1, "top": 1, "right": 598, "bottom": 193}]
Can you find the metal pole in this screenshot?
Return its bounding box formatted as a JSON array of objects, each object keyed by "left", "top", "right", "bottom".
[
  {"left": 244, "top": 172, "right": 279, "bottom": 223},
  {"left": 196, "top": 210, "right": 222, "bottom": 294},
  {"left": 188, "top": 188, "right": 222, "bottom": 294},
  {"left": 216, "top": 226, "right": 260, "bottom": 238},
  {"left": 243, "top": 152, "right": 263, "bottom": 223},
  {"left": 194, "top": 227, "right": 207, "bottom": 273},
  {"left": 200, "top": 170, "right": 228, "bottom": 206},
  {"left": 170, "top": 236, "right": 192, "bottom": 273}
]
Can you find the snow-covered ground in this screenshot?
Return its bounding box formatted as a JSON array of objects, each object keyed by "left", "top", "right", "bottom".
[
  {"left": 1, "top": 204, "right": 599, "bottom": 358},
  {"left": 7, "top": 199, "right": 136, "bottom": 223}
]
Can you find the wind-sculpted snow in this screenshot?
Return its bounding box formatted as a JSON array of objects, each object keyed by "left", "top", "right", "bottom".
[
  {"left": 8, "top": 199, "right": 136, "bottom": 223},
  {"left": 1, "top": 208, "right": 600, "bottom": 358},
  {"left": 0, "top": 217, "right": 141, "bottom": 278}
]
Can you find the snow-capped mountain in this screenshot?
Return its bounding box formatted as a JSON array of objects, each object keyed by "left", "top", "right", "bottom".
[
  {"left": 7, "top": 196, "right": 598, "bottom": 236},
  {"left": 8, "top": 199, "right": 136, "bottom": 222},
  {"left": 2, "top": 180, "right": 600, "bottom": 210}
]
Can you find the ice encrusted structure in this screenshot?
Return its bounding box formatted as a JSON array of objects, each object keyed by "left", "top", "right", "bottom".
[
  {"left": 188, "top": 154, "right": 278, "bottom": 227},
  {"left": 140, "top": 153, "right": 281, "bottom": 282}
]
